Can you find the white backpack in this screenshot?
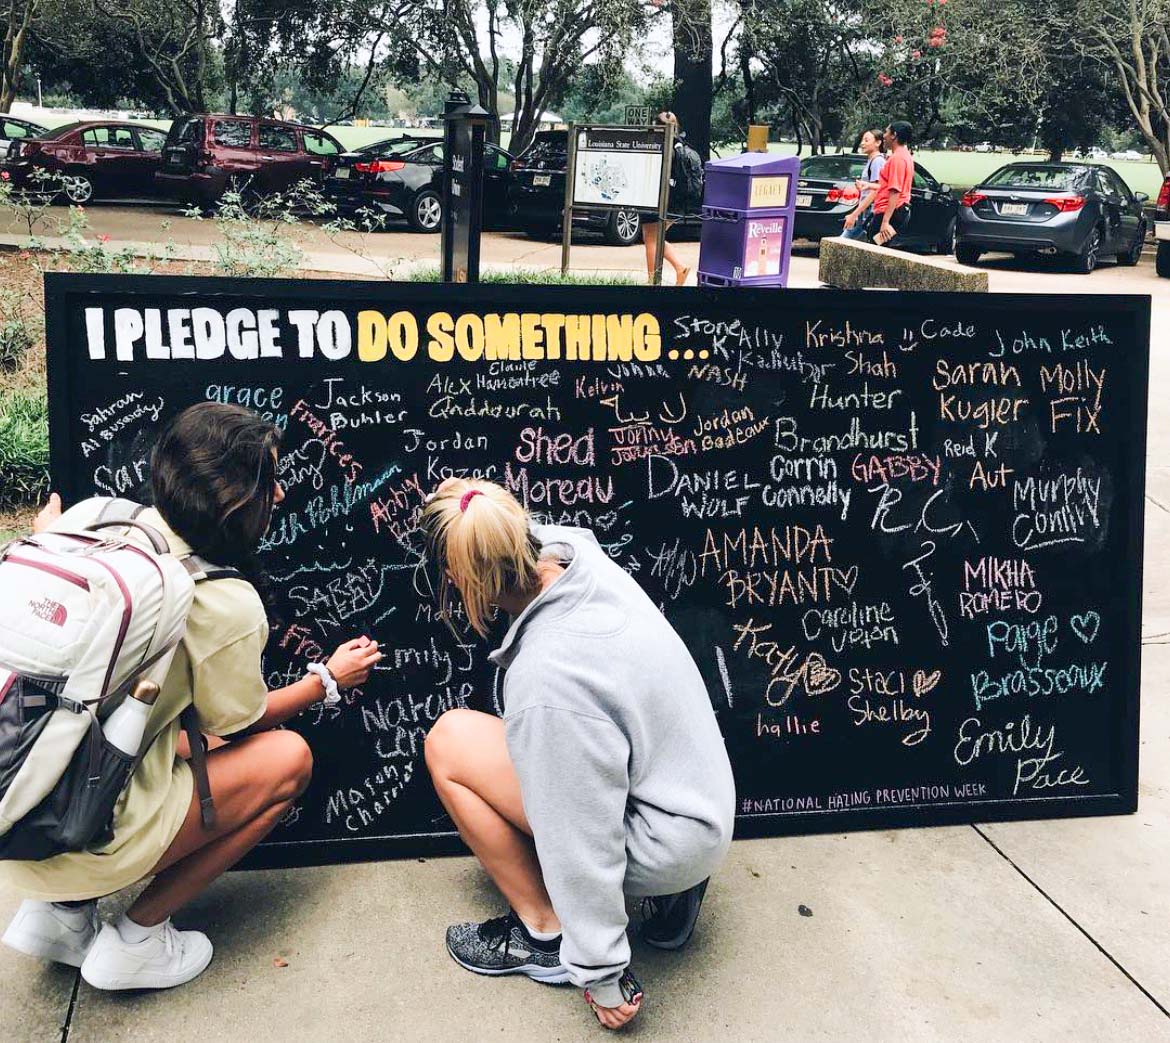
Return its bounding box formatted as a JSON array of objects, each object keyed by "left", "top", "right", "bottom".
[{"left": 0, "top": 498, "right": 226, "bottom": 860}]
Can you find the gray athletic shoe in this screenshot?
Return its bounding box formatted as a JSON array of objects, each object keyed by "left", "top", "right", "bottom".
[
  {"left": 445, "top": 912, "right": 571, "bottom": 984},
  {"left": 641, "top": 878, "right": 710, "bottom": 950}
]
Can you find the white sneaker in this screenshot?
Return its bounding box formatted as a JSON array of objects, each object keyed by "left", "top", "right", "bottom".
[
  {"left": 2, "top": 899, "right": 99, "bottom": 967},
  {"left": 80, "top": 920, "right": 213, "bottom": 991}
]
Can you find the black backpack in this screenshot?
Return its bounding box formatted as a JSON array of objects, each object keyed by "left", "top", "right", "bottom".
[{"left": 671, "top": 141, "right": 705, "bottom": 211}]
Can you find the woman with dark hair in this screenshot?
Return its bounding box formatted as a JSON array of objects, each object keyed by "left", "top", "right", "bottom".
[
  {"left": 641, "top": 111, "right": 695, "bottom": 286},
  {"left": 1, "top": 402, "right": 381, "bottom": 991},
  {"left": 841, "top": 128, "right": 887, "bottom": 240}
]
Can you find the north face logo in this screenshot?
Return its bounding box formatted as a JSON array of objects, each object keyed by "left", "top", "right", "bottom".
[{"left": 29, "top": 598, "right": 67, "bottom": 627}]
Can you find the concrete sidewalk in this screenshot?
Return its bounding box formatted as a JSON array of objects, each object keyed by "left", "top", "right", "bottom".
[{"left": 3, "top": 249, "right": 1169, "bottom": 1042}]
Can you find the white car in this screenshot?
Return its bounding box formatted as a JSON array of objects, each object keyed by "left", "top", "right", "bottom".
[
  {"left": 974, "top": 141, "right": 994, "bottom": 153},
  {"left": 1112, "top": 149, "right": 1145, "bottom": 161},
  {"left": 0, "top": 116, "right": 48, "bottom": 160}
]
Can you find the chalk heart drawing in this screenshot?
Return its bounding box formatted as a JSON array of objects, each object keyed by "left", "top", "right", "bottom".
[
  {"left": 912, "top": 669, "right": 942, "bottom": 699},
  {"left": 1070, "top": 611, "right": 1102, "bottom": 645},
  {"left": 805, "top": 654, "right": 841, "bottom": 696}
]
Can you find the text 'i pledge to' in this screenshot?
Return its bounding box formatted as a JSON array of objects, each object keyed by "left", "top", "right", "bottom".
[{"left": 84, "top": 307, "right": 668, "bottom": 364}]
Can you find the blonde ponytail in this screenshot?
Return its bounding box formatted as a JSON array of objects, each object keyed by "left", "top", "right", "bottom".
[{"left": 420, "top": 479, "right": 541, "bottom": 636}]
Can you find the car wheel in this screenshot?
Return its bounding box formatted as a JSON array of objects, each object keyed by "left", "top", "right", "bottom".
[
  {"left": 604, "top": 208, "right": 641, "bottom": 246},
  {"left": 62, "top": 173, "right": 94, "bottom": 204},
  {"left": 1158, "top": 241, "right": 1170, "bottom": 278},
  {"left": 935, "top": 218, "right": 957, "bottom": 255},
  {"left": 1116, "top": 223, "right": 1145, "bottom": 267},
  {"left": 955, "top": 243, "right": 981, "bottom": 266},
  {"left": 1072, "top": 227, "right": 1102, "bottom": 274},
  {"left": 409, "top": 190, "right": 442, "bottom": 233}
]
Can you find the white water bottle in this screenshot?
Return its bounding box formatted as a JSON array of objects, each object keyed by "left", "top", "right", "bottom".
[{"left": 102, "top": 679, "right": 160, "bottom": 757}]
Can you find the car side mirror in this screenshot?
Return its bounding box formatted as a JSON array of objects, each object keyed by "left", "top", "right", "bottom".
[
  {"left": 1135, "top": 191, "right": 1149, "bottom": 203},
  {"left": 940, "top": 183, "right": 952, "bottom": 195}
]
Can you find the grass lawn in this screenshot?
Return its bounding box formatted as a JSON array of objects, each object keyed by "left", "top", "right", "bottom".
[{"left": 27, "top": 111, "right": 1166, "bottom": 196}]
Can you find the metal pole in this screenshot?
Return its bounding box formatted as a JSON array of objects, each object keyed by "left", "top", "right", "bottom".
[
  {"left": 560, "top": 125, "right": 577, "bottom": 277},
  {"left": 652, "top": 121, "right": 674, "bottom": 287}
]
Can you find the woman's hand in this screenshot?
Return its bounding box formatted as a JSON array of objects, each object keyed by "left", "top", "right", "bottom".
[
  {"left": 585, "top": 993, "right": 642, "bottom": 1030},
  {"left": 325, "top": 636, "right": 383, "bottom": 688},
  {"left": 33, "top": 493, "right": 62, "bottom": 534},
  {"left": 843, "top": 211, "right": 858, "bottom": 230}
]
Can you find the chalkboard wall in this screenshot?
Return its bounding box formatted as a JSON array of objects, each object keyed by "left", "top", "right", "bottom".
[{"left": 45, "top": 274, "right": 1149, "bottom": 868}]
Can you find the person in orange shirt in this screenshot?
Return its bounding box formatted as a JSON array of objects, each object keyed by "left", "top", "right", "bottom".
[{"left": 867, "top": 121, "right": 915, "bottom": 246}]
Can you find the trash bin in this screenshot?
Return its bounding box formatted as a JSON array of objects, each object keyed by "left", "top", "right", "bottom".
[{"left": 698, "top": 154, "right": 800, "bottom": 288}]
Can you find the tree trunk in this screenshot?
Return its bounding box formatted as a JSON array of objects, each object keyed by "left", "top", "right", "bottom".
[{"left": 672, "top": 0, "right": 712, "bottom": 160}]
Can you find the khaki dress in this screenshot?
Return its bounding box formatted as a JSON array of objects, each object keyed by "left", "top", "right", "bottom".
[{"left": 0, "top": 505, "right": 268, "bottom": 901}]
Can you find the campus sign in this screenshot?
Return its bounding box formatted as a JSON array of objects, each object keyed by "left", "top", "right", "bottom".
[{"left": 46, "top": 274, "right": 1148, "bottom": 867}]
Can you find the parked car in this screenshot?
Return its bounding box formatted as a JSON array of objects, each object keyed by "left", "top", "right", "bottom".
[
  {"left": 1156, "top": 171, "right": 1170, "bottom": 278},
  {"left": 0, "top": 116, "right": 48, "bottom": 159},
  {"left": 955, "top": 162, "right": 1147, "bottom": 273},
  {"left": 1112, "top": 149, "right": 1145, "bottom": 162},
  {"left": 791, "top": 153, "right": 958, "bottom": 253},
  {"left": 506, "top": 130, "right": 649, "bottom": 246},
  {"left": 156, "top": 114, "right": 343, "bottom": 208},
  {"left": 974, "top": 141, "right": 994, "bottom": 153},
  {"left": 2, "top": 121, "right": 168, "bottom": 203},
  {"left": 325, "top": 136, "right": 513, "bottom": 233}
]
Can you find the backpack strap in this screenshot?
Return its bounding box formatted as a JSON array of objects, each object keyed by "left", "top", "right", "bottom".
[
  {"left": 96, "top": 497, "right": 147, "bottom": 524},
  {"left": 182, "top": 556, "right": 241, "bottom": 583},
  {"left": 177, "top": 556, "right": 241, "bottom": 831},
  {"left": 181, "top": 706, "right": 216, "bottom": 830}
]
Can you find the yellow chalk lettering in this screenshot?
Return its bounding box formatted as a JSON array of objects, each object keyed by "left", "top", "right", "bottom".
[
  {"left": 357, "top": 310, "right": 386, "bottom": 362},
  {"left": 633, "top": 314, "right": 661, "bottom": 361},
  {"left": 426, "top": 312, "right": 455, "bottom": 361}
]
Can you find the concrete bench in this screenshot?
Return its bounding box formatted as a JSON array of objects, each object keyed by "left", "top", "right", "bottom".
[{"left": 819, "top": 236, "right": 989, "bottom": 292}]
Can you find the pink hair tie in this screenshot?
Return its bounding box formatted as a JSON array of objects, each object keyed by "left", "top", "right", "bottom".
[{"left": 460, "top": 489, "right": 483, "bottom": 513}]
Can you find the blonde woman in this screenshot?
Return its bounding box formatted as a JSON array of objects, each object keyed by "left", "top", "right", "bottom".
[{"left": 420, "top": 478, "right": 735, "bottom": 1031}]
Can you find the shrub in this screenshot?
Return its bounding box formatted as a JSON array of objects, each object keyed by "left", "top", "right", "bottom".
[
  {"left": 0, "top": 388, "right": 49, "bottom": 507},
  {"left": 0, "top": 288, "right": 37, "bottom": 371}
]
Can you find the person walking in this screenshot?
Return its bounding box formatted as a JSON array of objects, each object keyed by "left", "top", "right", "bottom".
[
  {"left": 841, "top": 128, "right": 887, "bottom": 240},
  {"left": 419, "top": 478, "right": 736, "bottom": 1030},
  {"left": 641, "top": 111, "right": 703, "bottom": 285},
  {"left": 865, "top": 120, "right": 915, "bottom": 246}
]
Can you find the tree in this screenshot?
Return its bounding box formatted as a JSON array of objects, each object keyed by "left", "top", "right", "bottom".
[
  {"left": 672, "top": 0, "right": 712, "bottom": 159},
  {"left": 87, "top": 0, "right": 221, "bottom": 114},
  {"left": 732, "top": 0, "right": 872, "bottom": 154},
  {"left": 1, "top": 0, "right": 42, "bottom": 111},
  {"left": 1076, "top": 0, "right": 1170, "bottom": 173},
  {"left": 864, "top": 0, "right": 1048, "bottom": 147}
]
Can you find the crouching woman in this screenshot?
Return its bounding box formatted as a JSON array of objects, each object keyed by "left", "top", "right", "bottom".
[
  {"left": 1, "top": 403, "right": 382, "bottom": 991},
  {"left": 420, "top": 479, "right": 736, "bottom": 1030}
]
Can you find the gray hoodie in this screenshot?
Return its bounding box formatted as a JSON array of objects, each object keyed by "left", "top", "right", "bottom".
[{"left": 489, "top": 525, "right": 736, "bottom": 1007}]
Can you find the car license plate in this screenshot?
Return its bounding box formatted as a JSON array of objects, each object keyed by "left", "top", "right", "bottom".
[
  {"left": 795, "top": 193, "right": 812, "bottom": 207},
  {"left": 333, "top": 167, "right": 350, "bottom": 179},
  {"left": 1001, "top": 202, "right": 1028, "bottom": 216},
  {"left": 533, "top": 174, "right": 551, "bottom": 187}
]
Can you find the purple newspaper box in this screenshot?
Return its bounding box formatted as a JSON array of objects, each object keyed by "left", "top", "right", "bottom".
[{"left": 698, "top": 153, "right": 801, "bottom": 288}]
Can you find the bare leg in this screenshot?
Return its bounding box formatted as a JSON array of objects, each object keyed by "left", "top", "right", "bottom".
[
  {"left": 663, "top": 240, "right": 689, "bottom": 284},
  {"left": 642, "top": 222, "right": 659, "bottom": 280},
  {"left": 425, "top": 709, "right": 560, "bottom": 933},
  {"left": 127, "top": 730, "right": 312, "bottom": 926}
]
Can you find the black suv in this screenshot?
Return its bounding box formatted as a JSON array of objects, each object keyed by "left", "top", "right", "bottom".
[{"left": 507, "top": 130, "right": 645, "bottom": 246}]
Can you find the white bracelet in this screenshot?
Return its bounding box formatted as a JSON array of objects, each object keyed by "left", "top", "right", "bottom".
[{"left": 306, "top": 662, "right": 341, "bottom": 706}]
